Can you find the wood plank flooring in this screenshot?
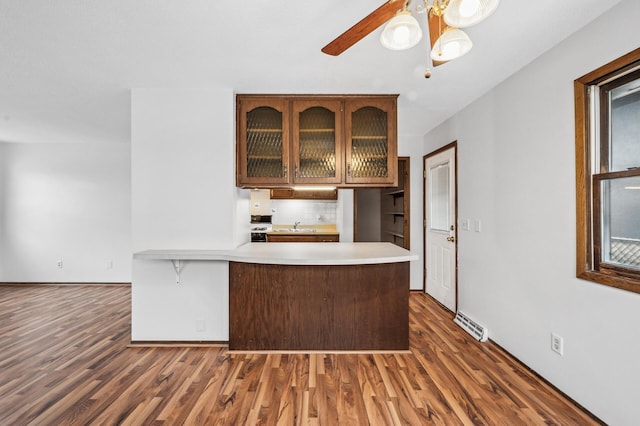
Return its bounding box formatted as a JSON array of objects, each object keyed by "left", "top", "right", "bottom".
[{"left": 0, "top": 284, "right": 601, "bottom": 425}]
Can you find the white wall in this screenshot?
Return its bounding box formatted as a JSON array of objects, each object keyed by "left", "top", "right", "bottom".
[
  {"left": 131, "top": 88, "right": 236, "bottom": 252},
  {"left": 0, "top": 142, "right": 131, "bottom": 282},
  {"left": 131, "top": 88, "right": 235, "bottom": 341},
  {"left": 235, "top": 188, "right": 251, "bottom": 247},
  {"left": 399, "top": 133, "right": 426, "bottom": 290},
  {"left": 0, "top": 143, "right": 5, "bottom": 279},
  {"left": 338, "top": 189, "right": 354, "bottom": 243},
  {"left": 423, "top": 1, "right": 640, "bottom": 424}
]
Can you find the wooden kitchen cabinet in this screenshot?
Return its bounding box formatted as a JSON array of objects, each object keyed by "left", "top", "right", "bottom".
[
  {"left": 236, "top": 97, "right": 290, "bottom": 186},
  {"left": 270, "top": 188, "right": 338, "bottom": 200},
  {"left": 236, "top": 95, "right": 397, "bottom": 188},
  {"left": 292, "top": 99, "right": 343, "bottom": 185},
  {"left": 345, "top": 97, "right": 397, "bottom": 186}
]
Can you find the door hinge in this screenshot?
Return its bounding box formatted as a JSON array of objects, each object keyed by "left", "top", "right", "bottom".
[{"left": 423, "top": 170, "right": 427, "bottom": 178}]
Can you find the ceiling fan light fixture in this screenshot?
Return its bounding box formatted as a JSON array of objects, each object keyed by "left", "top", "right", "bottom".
[
  {"left": 430, "top": 27, "right": 473, "bottom": 61},
  {"left": 380, "top": 11, "right": 423, "bottom": 51},
  {"left": 443, "top": 0, "right": 500, "bottom": 28}
]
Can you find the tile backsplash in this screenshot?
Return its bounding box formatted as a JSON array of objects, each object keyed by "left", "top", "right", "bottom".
[{"left": 271, "top": 200, "right": 337, "bottom": 225}]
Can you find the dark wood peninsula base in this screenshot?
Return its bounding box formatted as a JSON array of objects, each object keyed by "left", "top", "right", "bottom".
[{"left": 229, "top": 261, "right": 409, "bottom": 351}]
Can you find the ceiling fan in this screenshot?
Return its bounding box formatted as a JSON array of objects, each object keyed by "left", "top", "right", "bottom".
[{"left": 322, "top": 0, "right": 499, "bottom": 74}]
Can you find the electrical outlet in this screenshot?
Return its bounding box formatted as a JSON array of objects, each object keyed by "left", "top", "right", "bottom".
[
  {"left": 551, "top": 333, "right": 564, "bottom": 356},
  {"left": 57, "top": 260, "right": 64, "bottom": 269}
]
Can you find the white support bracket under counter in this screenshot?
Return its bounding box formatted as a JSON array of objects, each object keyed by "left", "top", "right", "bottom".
[
  {"left": 134, "top": 250, "right": 231, "bottom": 285},
  {"left": 171, "top": 259, "right": 181, "bottom": 284}
]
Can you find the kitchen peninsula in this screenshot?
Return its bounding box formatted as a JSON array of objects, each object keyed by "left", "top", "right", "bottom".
[{"left": 133, "top": 242, "right": 417, "bottom": 351}]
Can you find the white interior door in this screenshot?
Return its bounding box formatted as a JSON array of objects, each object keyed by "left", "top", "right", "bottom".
[{"left": 424, "top": 146, "right": 457, "bottom": 312}]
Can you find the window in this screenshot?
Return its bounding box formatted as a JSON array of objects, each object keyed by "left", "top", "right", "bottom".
[{"left": 575, "top": 48, "right": 640, "bottom": 294}]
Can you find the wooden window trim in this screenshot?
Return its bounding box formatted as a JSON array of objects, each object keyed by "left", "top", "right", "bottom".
[{"left": 575, "top": 48, "right": 640, "bottom": 294}]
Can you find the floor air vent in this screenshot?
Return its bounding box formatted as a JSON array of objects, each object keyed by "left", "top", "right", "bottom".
[{"left": 454, "top": 311, "right": 488, "bottom": 342}]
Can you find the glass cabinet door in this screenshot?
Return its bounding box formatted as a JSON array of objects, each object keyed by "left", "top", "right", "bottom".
[
  {"left": 345, "top": 98, "right": 397, "bottom": 185},
  {"left": 237, "top": 97, "right": 290, "bottom": 185},
  {"left": 292, "top": 100, "right": 343, "bottom": 184}
]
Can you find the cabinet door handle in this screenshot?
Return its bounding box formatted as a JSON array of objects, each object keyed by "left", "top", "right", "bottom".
[
  {"left": 295, "top": 164, "right": 299, "bottom": 177},
  {"left": 347, "top": 162, "right": 351, "bottom": 176},
  {"left": 283, "top": 165, "right": 287, "bottom": 178}
]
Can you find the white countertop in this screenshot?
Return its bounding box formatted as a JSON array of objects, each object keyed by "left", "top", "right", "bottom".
[{"left": 134, "top": 242, "right": 417, "bottom": 265}]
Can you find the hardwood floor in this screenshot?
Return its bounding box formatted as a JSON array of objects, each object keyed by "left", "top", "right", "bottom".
[{"left": 0, "top": 284, "right": 601, "bottom": 425}]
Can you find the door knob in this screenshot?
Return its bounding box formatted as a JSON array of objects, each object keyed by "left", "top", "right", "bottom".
[{"left": 447, "top": 236, "right": 455, "bottom": 242}]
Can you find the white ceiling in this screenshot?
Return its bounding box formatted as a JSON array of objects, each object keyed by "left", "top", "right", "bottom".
[{"left": 0, "top": 0, "right": 622, "bottom": 145}]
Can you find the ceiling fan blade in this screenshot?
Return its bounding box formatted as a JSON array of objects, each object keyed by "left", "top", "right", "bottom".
[
  {"left": 428, "top": 11, "right": 448, "bottom": 67},
  {"left": 322, "top": 0, "right": 407, "bottom": 56}
]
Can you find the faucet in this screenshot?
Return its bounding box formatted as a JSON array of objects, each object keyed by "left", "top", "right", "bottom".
[{"left": 294, "top": 221, "right": 301, "bottom": 230}]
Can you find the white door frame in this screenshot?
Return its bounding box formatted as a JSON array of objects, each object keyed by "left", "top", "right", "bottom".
[{"left": 423, "top": 141, "right": 458, "bottom": 312}]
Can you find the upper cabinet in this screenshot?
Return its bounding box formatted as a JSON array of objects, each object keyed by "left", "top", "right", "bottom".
[
  {"left": 292, "top": 99, "right": 343, "bottom": 185},
  {"left": 236, "top": 95, "right": 397, "bottom": 188},
  {"left": 345, "top": 98, "right": 397, "bottom": 186},
  {"left": 237, "top": 97, "right": 290, "bottom": 186}
]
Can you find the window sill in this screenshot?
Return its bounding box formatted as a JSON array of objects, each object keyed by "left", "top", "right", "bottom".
[{"left": 577, "top": 270, "right": 640, "bottom": 294}]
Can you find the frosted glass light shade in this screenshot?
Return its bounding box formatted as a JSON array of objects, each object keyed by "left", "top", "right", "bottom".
[
  {"left": 380, "top": 11, "right": 423, "bottom": 50},
  {"left": 444, "top": 0, "right": 500, "bottom": 28},
  {"left": 430, "top": 28, "right": 473, "bottom": 61}
]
